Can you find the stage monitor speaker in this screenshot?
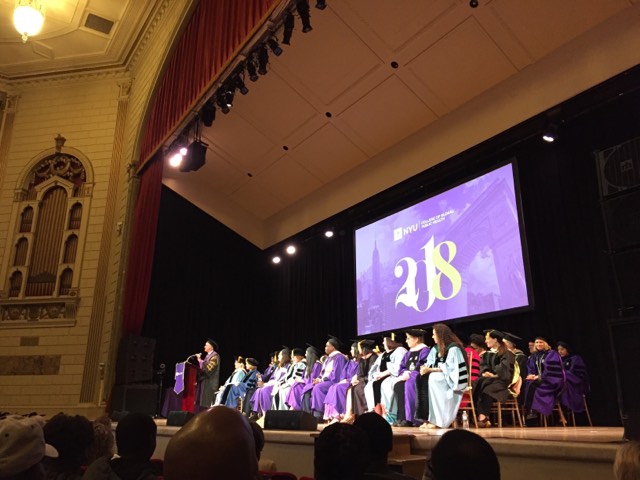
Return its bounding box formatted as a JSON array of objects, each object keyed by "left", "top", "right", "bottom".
[
  {"left": 110, "top": 410, "right": 129, "bottom": 422},
  {"left": 110, "top": 384, "right": 158, "bottom": 416},
  {"left": 167, "top": 410, "right": 195, "bottom": 427},
  {"left": 115, "top": 335, "right": 156, "bottom": 385},
  {"left": 264, "top": 410, "right": 318, "bottom": 431}
]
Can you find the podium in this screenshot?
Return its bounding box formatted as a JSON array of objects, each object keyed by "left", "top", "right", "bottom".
[{"left": 174, "top": 361, "right": 198, "bottom": 412}]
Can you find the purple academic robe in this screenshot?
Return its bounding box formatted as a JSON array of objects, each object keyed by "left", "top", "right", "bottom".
[
  {"left": 310, "top": 353, "right": 348, "bottom": 413},
  {"left": 251, "top": 366, "right": 287, "bottom": 414},
  {"left": 525, "top": 349, "right": 566, "bottom": 416},
  {"left": 560, "top": 354, "right": 590, "bottom": 412},
  {"left": 287, "top": 362, "right": 322, "bottom": 410},
  {"left": 323, "top": 359, "right": 359, "bottom": 419},
  {"left": 398, "top": 346, "right": 430, "bottom": 423}
]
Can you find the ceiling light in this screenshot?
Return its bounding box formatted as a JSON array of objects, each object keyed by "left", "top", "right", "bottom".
[
  {"left": 168, "top": 153, "right": 183, "bottom": 168},
  {"left": 542, "top": 124, "right": 558, "bottom": 143},
  {"left": 179, "top": 147, "right": 188, "bottom": 156},
  {"left": 296, "top": 0, "right": 312, "bottom": 33},
  {"left": 286, "top": 245, "right": 296, "bottom": 255},
  {"left": 469, "top": 0, "right": 479, "bottom": 7},
  {"left": 14, "top": 0, "right": 46, "bottom": 43},
  {"left": 282, "top": 12, "right": 294, "bottom": 45},
  {"left": 272, "top": 256, "right": 281, "bottom": 264},
  {"left": 324, "top": 230, "right": 334, "bottom": 238}
]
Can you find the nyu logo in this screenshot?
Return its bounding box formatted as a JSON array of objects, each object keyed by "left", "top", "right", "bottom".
[{"left": 393, "top": 223, "right": 419, "bottom": 241}]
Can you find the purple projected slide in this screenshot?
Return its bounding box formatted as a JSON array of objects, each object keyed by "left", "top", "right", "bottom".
[{"left": 355, "top": 163, "right": 530, "bottom": 336}]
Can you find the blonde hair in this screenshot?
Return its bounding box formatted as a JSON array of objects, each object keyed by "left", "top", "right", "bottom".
[{"left": 614, "top": 441, "right": 640, "bottom": 480}]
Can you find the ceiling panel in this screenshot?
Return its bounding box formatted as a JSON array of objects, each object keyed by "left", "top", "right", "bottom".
[
  {"left": 255, "top": 155, "right": 323, "bottom": 204},
  {"left": 231, "top": 180, "right": 285, "bottom": 220}
]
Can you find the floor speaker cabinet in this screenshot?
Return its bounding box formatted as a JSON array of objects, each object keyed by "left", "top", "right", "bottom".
[
  {"left": 115, "top": 335, "right": 156, "bottom": 385},
  {"left": 264, "top": 410, "right": 318, "bottom": 431},
  {"left": 608, "top": 317, "right": 640, "bottom": 433},
  {"left": 110, "top": 384, "right": 158, "bottom": 416},
  {"left": 167, "top": 410, "right": 195, "bottom": 427}
]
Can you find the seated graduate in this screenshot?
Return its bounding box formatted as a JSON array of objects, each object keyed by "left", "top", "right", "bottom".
[
  {"left": 382, "top": 328, "right": 430, "bottom": 427},
  {"left": 345, "top": 339, "right": 378, "bottom": 423},
  {"left": 272, "top": 347, "right": 307, "bottom": 410},
  {"left": 557, "top": 341, "right": 590, "bottom": 413},
  {"left": 222, "top": 357, "right": 259, "bottom": 412},
  {"left": 286, "top": 344, "right": 322, "bottom": 410},
  {"left": 420, "top": 323, "right": 468, "bottom": 430},
  {"left": 364, "top": 333, "right": 407, "bottom": 416},
  {"left": 459, "top": 334, "right": 483, "bottom": 411},
  {"left": 523, "top": 336, "right": 565, "bottom": 419},
  {"left": 304, "top": 336, "right": 348, "bottom": 419},
  {"left": 324, "top": 342, "right": 360, "bottom": 422},
  {"left": 213, "top": 356, "right": 246, "bottom": 405},
  {"left": 249, "top": 348, "right": 291, "bottom": 419},
  {"left": 472, "top": 329, "right": 516, "bottom": 428}
]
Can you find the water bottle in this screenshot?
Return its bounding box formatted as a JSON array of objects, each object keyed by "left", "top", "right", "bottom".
[{"left": 462, "top": 411, "right": 469, "bottom": 429}]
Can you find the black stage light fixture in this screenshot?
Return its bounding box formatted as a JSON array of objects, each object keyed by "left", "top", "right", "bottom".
[
  {"left": 216, "top": 90, "right": 231, "bottom": 114},
  {"left": 267, "top": 38, "right": 283, "bottom": 56},
  {"left": 246, "top": 56, "right": 259, "bottom": 82},
  {"left": 282, "top": 11, "right": 294, "bottom": 45},
  {"left": 469, "top": 0, "right": 479, "bottom": 7},
  {"left": 179, "top": 140, "right": 208, "bottom": 172},
  {"left": 233, "top": 74, "right": 249, "bottom": 95},
  {"left": 201, "top": 100, "right": 216, "bottom": 127},
  {"left": 315, "top": 0, "right": 326, "bottom": 9},
  {"left": 296, "top": 0, "right": 312, "bottom": 33},
  {"left": 257, "top": 45, "right": 269, "bottom": 75}
]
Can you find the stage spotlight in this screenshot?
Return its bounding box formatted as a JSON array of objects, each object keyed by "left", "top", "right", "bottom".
[
  {"left": 246, "top": 57, "right": 259, "bottom": 82},
  {"left": 257, "top": 44, "right": 269, "bottom": 75},
  {"left": 282, "top": 11, "right": 294, "bottom": 45},
  {"left": 296, "top": 0, "right": 312, "bottom": 33},
  {"left": 315, "top": 0, "right": 326, "bottom": 9},
  {"left": 233, "top": 74, "right": 249, "bottom": 95},
  {"left": 169, "top": 152, "right": 183, "bottom": 168},
  {"left": 216, "top": 89, "right": 232, "bottom": 114},
  {"left": 272, "top": 256, "right": 281, "bottom": 264},
  {"left": 179, "top": 140, "right": 208, "bottom": 172},
  {"left": 286, "top": 245, "right": 296, "bottom": 255},
  {"left": 201, "top": 101, "right": 216, "bottom": 127},
  {"left": 469, "top": 0, "right": 479, "bottom": 7},
  {"left": 324, "top": 230, "right": 334, "bottom": 238},
  {"left": 179, "top": 146, "right": 188, "bottom": 156},
  {"left": 267, "top": 38, "right": 283, "bottom": 56},
  {"left": 542, "top": 124, "right": 558, "bottom": 143}
]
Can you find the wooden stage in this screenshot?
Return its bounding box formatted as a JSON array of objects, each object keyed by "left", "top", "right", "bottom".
[{"left": 150, "top": 419, "right": 624, "bottom": 480}]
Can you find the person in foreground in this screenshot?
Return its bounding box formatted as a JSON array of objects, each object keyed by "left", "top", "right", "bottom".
[
  {"left": 422, "top": 429, "right": 500, "bottom": 480},
  {"left": 163, "top": 406, "right": 258, "bottom": 480},
  {"left": 314, "top": 423, "right": 368, "bottom": 480},
  {"left": 613, "top": 441, "right": 640, "bottom": 480},
  {"left": 82, "top": 412, "right": 158, "bottom": 480}
]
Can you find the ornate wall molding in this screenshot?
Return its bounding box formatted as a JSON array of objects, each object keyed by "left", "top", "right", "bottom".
[{"left": 0, "top": 297, "right": 79, "bottom": 328}]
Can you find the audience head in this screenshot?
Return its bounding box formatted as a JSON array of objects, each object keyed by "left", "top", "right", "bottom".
[
  {"left": 248, "top": 421, "right": 265, "bottom": 461},
  {"left": 614, "top": 441, "right": 640, "bottom": 480},
  {"left": 0, "top": 415, "right": 58, "bottom": 480},
  {"left": 43, "top": 413, "right": 94, "bottom": 470},
  {"left": 353, "top": 413, "right": 392, "bottom": 461},
  {"left": 85, "top": 416, "right": 115, "bottom": 464},
  {"left": 115, "top": 412, "right": 157, "bottom": 460},
  {"left": 314, "top": 423, "right": 368, "bottom": 480},
  {"left": 164, "top": 406, "right": 257, "bottom": 480},
  {"left": 427, "top": 430, "right": 500, "bottom": 480}
]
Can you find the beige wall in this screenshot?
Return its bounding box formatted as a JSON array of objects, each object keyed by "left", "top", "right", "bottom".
[{"left": 0, "top": 0, "right": 194, "bottom": 418}]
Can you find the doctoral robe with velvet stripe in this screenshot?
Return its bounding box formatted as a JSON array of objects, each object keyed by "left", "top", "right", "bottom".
[{"left": 524, "top": 349, "right": 565, "bottom": 416}]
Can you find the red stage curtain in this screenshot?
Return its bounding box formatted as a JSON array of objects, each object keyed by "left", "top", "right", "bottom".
[{"left": 121, "top": 0, "right": 278, "bottom": 336}]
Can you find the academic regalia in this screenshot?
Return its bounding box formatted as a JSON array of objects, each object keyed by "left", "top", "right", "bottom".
[
  {"left": 366, "top": 346, "right": 407, "bottom": 411},
  {"left": 223, "top": 368, "right": 259, "bottom": 409},
  {"left": 460, "top": 347, "right": 480, "bottom": 408},
  {"left": 472, "top": 349, "right": 516, "bottom": 416},
  {"left": 352, "top": 353, "right": 379, "bottom": 415},
  {"left": 309, "top": 351, "right": 348, "bottom": 416},
  {"left": 251, "top": 365, "right": 288, "bottom": 414},
  {"left": 272, "top": 360, "right": 306, "bottom": 410},
  {"left": 524, "top": 349, "right": 565, "bottom": 416},
  {"left": 425, "top": 344, "right": 468, "bottom": 428},
  {"left": 560, "top": 353, "right": 590, "bottom": 412},
  {"left": 382, "top": 344, "right": 430, "bottom": 424},
  {"left": 323, "top": 358, "right": 359, "bottom": 419},
  {"left": 287, "top": 361, "right": 322, "bottom": 410},
  {"left": 197, "top": 351, "right": 220, "bottom": 407},
  {"left": 213, "top": 367, "right": 246, "bottom": 405}
]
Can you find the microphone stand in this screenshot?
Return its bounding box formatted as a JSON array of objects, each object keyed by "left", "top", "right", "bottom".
[{"left": 154, "top": 363, "right": 166, "bottom": 418}]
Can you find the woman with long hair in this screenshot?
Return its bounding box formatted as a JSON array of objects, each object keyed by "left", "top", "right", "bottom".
[
  {"left": 419, "top": 323, "right": 468, "bottom": 429},
  {"left": 523, "top": 337, "right": 565, "bottom": 421}
]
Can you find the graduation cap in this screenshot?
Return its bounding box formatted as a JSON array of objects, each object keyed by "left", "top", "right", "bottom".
[
  {"left": 469, "top": 333, "right": 487, "bottom": 347},
  {"left": 535, "top": 336, "right": 550, "bottom": 344},
  {"left": 281, "top": 345, "right": 292, "bottom": 354},
  {"left": 556, "top": 340, "right": 570, "bottom": 351},
  {"left": 502, "top": 331, "right": 522, "bottom": 345},
  {"left": 246, "top": 358, "right": 259, "bottom": 367},
  {"left": 359, "top": 339, "right": 376, "bottom": 351},
  {"left": 405, "top": 328, "right": 428, "bottom": 338},
  {"left": 483, "top": 329, "right": 505, "bottom": 341},
  {"left": 292, "top": 347, "right": 305, "bottom": 357},
  {"left": 305, "top": 343, "right": 320, "bottom": 356},
  {"left": 205, "top": 338, "right": 218, "bottom": 351},
  {"left": 327, "top": 335, "right": 343, "bottom": 349}
]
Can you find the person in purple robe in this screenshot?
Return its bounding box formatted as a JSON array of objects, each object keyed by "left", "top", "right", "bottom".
[
  {"left": 249, "top": 348, "right": 291, "bottom": 419},
  {"left": 385, "top": 329, "right": 430, "bottom": 427},
  {"left": 305, "top": 336, "right": 348, "bottom": 419},
  {"left": 286, "top": 345, "right": 322, "bottom": 410},
  {"left": 557, "top": 341, "right": 590, "bottom": 413},
  {"left": 523, "top": 336, "right": 566, "bottom": 420},
  {"left": 323, "top": 342, "right": 360, "bottom": 422}
]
